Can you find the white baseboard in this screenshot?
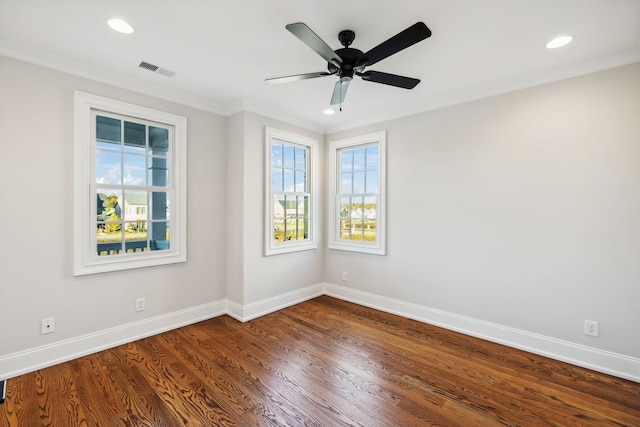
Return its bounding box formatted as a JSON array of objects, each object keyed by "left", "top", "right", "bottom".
[
  {"left": 228, "top": 284, "right": 325, "bottom": 322},
  {"left": 324, "top": 283, "right": 640, "bottom": 383},
  {"left": 225, "top": 299, "right": 244, "bottom": 322},
  {"left": 3, "top": 284, "right": 639, "bottom": 384},
  {"left": 0, "top": 300, "right": 226, "bottom": 380}
]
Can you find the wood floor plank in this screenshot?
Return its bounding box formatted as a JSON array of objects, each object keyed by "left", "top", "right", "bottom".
[
  {"left": 282, "top": 301, "right": 559, "bottom": 426},
  {"left": 214, "top": 317, "right": 392, "bottom": 426},
  {"left": 192, "top": 316, "right": 363, "bottom": 426},
  {"left": 1, "top": 296, "right": 639, "bottom": 426},
  {"left": 250, "top": 308, "right": 459, "bottom": 426},
  {"left": 307, "top": 297, "right": 640, "bottom": 424}
]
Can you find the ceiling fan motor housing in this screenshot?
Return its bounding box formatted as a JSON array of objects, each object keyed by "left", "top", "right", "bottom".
[
  {"left": 338, "top": 29, "right": 355, "bottom": 47},
  {"left": 330, "top": 30, "right": 365, "bottom": 79}
]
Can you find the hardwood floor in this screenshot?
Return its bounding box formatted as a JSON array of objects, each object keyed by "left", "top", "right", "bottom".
[{"left": 1, "top": 296, "right": 639, "bottom": 426}]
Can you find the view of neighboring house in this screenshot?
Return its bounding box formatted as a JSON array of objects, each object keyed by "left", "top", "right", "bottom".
[{"left": 97, "top": 193, "right": 168, "bottom": 227}]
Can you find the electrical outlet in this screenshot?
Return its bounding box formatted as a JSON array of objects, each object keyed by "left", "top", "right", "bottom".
[
  {"left": 41, "top": 318, "right": 55, "bottom": 334},
  {"left": 584, "top": 320, "right": 599, "bottom": 337},
  {"left": 135, "top": 297, "right": 146, "bottom": 312},
  {"left": 341, "top": 272, "right": 347, "bottom": 281}
]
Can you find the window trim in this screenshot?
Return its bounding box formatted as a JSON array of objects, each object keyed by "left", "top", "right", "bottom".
[
  {"left": 328, "top": 131, "right": 386, "bottom": 255},
  {"left": 264, "top": 127, "right": 318, "bottom": 256},
  {"left": 74, "top": 91, "right": 187, "bottom": 275}
]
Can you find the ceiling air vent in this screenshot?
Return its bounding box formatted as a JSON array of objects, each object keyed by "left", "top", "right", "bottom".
[{"left": 138, "top": 61, "right": 175, "bottom": 77}]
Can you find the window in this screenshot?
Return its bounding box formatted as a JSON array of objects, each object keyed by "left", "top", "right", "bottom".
[
  {"left": 74, "top": 91, "right": 187, "bottom": 275},
  {"left": 329, "top": 131, "right": 386, "bottom": 255},
  {"left": 265, "top": 127, "right": 318, "bottom": 255}
]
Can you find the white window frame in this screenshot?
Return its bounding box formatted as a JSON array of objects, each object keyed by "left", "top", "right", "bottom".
[
  {"left": 74, "top": 91, "right": 187, "bottom": 275},
  {"left": 264, "top": 127, "right": 318, "bottom": 256},
  {"left": 328, "top": 131, "right": 386, "bottom": 255}
]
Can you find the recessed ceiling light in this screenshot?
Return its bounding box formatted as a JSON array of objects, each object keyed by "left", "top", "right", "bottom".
[
  {"left": 323, "top": 108, "right": 335, "bottom": 115},
  {"left": 107, "top": 18, "right": 134, "bottom": 34},
  {"left": 546, "top": 35, "right": 572, "bottom": 49}
]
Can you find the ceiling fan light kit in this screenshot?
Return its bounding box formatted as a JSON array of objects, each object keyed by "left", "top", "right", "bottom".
[{"left": 266, "top": 21, "right": 432, "bottom": 109}]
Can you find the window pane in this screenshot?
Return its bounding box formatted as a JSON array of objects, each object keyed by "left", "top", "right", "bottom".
[
  {"left": 366, "top": 170, "right": 379, "bottom": 193},
  {"left": 341, "top": 172, "right": 352, "bottom": 194},
  {"left": 339, "top": 196, "right": 351, "bottom": 218},
  {"left": 149, "top": 222, "right": 169, "bottom": 251},
  {"left": 97, "top": 190, "right": 122, "bottom": 223},
  {"left": 272, "top": 168, "right": 283, "bottom": 192},
  {"left": 124, "top": 121, "right": 146, "bottom": 152},
  {"left": 123, "top": 154, "right": 146, "bottom": 186},
  {"left": 97, "top": 228, "right": 124, "bottom": 256},
  {"left": 364, "top": 196, "right": 377, "bottom": 242},
  {"left": 149, "top": 126, "right": 168, "bottom": 155},
  {"left": 283, "top": 169, "right": 294, "bottom": 192},
  {"left": 151, "top": 191, "right": 169, "bottom": 222},
  {"left": 298, "top": 195, "right": 309, "bottom": 240},
  {"left": 96, "top": 115, "right": 121, "bottom": 143},
  {"left": 297, "top": 217, "right": 307, "bottom": 239},
  {"left": 124, "top": 221, "right": 148, "bottom": 253},
  {"left": 123, "top": 191, "right": 147, "bottom": 221},
  {"left": 274, "top": 194, "right": 285, "bottom": 218},
  {"left": 339, "top": 196, "right": 351, "bottom": 240},
  {"left": 95, "top": 149, "right": 121, "bottom": 184},
  {"left": 353, "top": 171, "right": 365, "bottom": 193},
  {"left": 273, "top": 194, "right": 285, "bottom": 242},
  {"left": 366, "top": 146, "right": 378, "bottom": 169},
  {"left": 295, "top": 146, "right": 306, "bottom": 169},
  {"left": 351, "top": 195, "right": 364, "bottom": 241},
  {"left": 272, "top": 143, "right": 283, "bottom": 168},
  {"left": 149, "top": 156, "right": 168, "bottom": 187},
  {"left": 283, "top": 145, "right": 295, "bottom": 169},
  {"left": 295, "top": 170, "right": 306, "bottom": 192},
  {"left": 285, "top": 217, "right": 297, "bottom": 241},
  {"left": 341, "top": 149, "right": 353, "bottom": 172},
  {"left": 150, "top": 192, "right": 169, "bottom": 249},
  {"left": 97, "top": 189, "right": 123, "bottom": 255}
]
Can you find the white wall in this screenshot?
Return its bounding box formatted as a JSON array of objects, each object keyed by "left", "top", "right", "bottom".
[
  {"left": 1, "top": 53, "right": 638, "bottom": 381},
  {"left": 0, "top": 56, "right": 228, "bottom": 374},
  {"left": 226, "top": 113, "right": 245, "bottom": 305},
  {"left": 226, "top": 112, "right": 325, "bottom": 311},
  {"left": 326, "top": 63, "right": 640, "bottom": 359}
]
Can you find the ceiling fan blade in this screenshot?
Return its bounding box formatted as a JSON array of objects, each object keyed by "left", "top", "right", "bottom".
[
  {"left": 356, "top": 22, "right": 431, "bottom": 68},
  {"left": 358, "top": 71, "right": 420, "bottom": 89},
  {"left": 330, "top": 79, "right": 351, "bottom": 105},
  {"left": 286, "top": 23, "right": 343, "bottom": 67},
  {"left": 266, "top": 72, "right": 332, "bottom": 84}
]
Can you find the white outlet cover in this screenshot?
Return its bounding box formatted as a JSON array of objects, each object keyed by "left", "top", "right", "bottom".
[
  {"left": 41, "top": 317, "right": 55, "bottom": 334},
  {"left": 584, "top": 320, "right": 599, "bottom": 337}
]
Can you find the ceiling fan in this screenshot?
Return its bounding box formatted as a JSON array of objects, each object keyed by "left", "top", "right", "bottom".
[{"left": 266, "top": 21, "right": 432, "bottom": 107}]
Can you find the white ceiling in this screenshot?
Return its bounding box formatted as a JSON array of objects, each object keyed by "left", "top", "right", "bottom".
[{"left": 1, "top": 0, "right": 639, "bottom": 133}]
